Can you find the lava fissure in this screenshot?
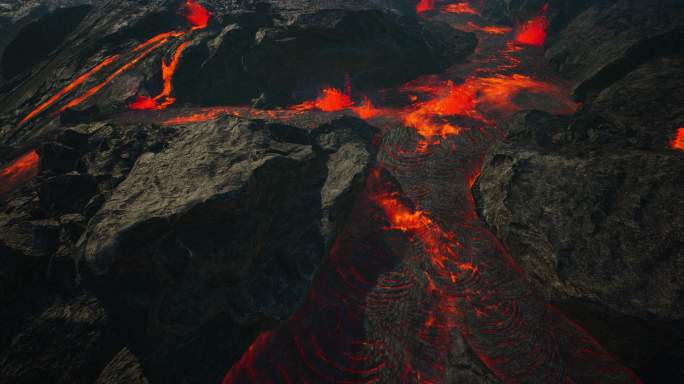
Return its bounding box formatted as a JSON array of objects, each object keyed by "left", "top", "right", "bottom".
[{"left": 220, "top": 4, "right": 640, "bottom": 383}]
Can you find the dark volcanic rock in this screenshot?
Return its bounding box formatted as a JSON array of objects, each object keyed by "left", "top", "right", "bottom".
[
  {"left": 81, "top": 116, "right": 377, "bottom": 383},
  {"left": 0, "top": 293, "right": 121, "bottom": 384},
  {"left": 543, "top": 0, "right": 684, "bottom": 100},
  {"left": 476, "top": 2, "right": 684, "bottom": 379},
  {"left": 174, "top": 4, "right": 476, "bottom": 106},
  {"left": 480, "top": 111, "right": 684, "bottom": 321}
]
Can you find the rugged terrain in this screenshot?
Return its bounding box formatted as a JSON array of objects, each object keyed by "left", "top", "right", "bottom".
[{"left": 0, "top": 0, "right": 682, "bottom": 383}]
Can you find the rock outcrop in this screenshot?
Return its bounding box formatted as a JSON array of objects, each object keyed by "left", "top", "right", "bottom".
[{"left": 477, "top": 0, "right": 684, "bottom": 381}]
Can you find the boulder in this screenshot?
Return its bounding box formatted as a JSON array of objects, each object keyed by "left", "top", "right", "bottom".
[{"left": 82, "top": 116, "right": 377, "bottom": 382}]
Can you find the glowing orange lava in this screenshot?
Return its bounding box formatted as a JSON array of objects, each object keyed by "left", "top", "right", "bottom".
[
  {"left": 459, "top": 22, "right": 512, "bottom": 35},
  {"left": 672, "top": 128, "right": 684, "bottom": 151},
  {"left": 129, "top": 40, "right": 192, "bottom": 110},
  {"left": 19, "top": 1, "right": 210, "bottom": 125},
  {"left": 0, "top": 150, "right": 39, "bottom": 196},
  {"left": 59, "top": 40, "right": 167, "bottom": 113},
  {"left": 443, "top": 3, "right": 480, "bottom": 15},
  {"left": 19, "top": 55, "right": 119, "bottom": 125},
  {"left": 416, "top": 0, "right": 435, "bottom": 14},
  {"left": 515, "top": 5, "right": 550, "bottom": 46},
  {"left": 292, "top": 88, "right": 354, "bottom": 112},
  {"left": 352, "top": 98, "right": 383, "bottom": 120},
  {"left": 160, "top": 108, "right": 236, "bottom": 125},
  {"left": 184, "top": 0, "right": 211, "bottom": 30}
]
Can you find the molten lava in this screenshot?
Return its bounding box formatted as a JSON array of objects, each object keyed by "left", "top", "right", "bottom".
[
  {"left": 672, "top": 128, "right": 684, "bottom": 151},
  {"left": 19, "top": 55, "right": 119, "bottom": 125},
  {"left": 292, "top": 87, "right": 354, "bottom": 112},
  {"left": 459, "top": 22, "right": 512, "bottom": 35},
  {"left": 443, "top": 3, "right": 480, "bottom": 15},
  {"left": 416, "top": 0, "right": 435, "bottom": 14},
  {"left": 129, "top": 40, "right": 192, "bottom": 110},
  {"left": 59, "top": 40, "right": 167, "bottom": 113},
  {"left": 184, "top": 0, "right": 211, "bottom": 30},
  {"left": 352, "top": 98, "right": 383, "bottom": 120},
  {"left": 19, "top": 1, "right": 210, "bottom": 124},
  {"left": 515, "top": 4, "right": 550, "bottom": 46},
  {"left": 0, "top": 150, "right": 39, "bottom": 196}
]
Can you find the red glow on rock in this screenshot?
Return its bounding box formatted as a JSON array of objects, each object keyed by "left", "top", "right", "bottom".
[
  {"left": 160, "top": 109, "right": 231, "bottom": 125},
  {"left": 443, "top": 2, "right": 480, "bottom": 15},
  {"left": 184, "top": 0, "right": 211, "bottom": 30},
  {"left": 0, "top": 150, "right": 39, "bottom": 196},
  {"left": 672, "top": 128, "right": 684, "bottom": 151},
  {"left": 515, "top": 5, "right": 550, "bottom": 46},
  {"left": 416, "top": 0, "right": 435, "bottom": 14}
]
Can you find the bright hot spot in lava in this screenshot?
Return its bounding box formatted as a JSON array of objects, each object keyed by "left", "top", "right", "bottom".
[
  {"left": 416, "top": 0, "right": 436, "bottom": 14},
  {"left": 184, "top": 0, "right": 211, "bottom": 30},
  {"left": 515, "top": 4, "right": 550, "bottom": 46},
  {"left": 672, "top": 128, "right": 684, "bottom": 151},
  {"left": 0, "top": 150, "right": 39, "bottom": 196}
]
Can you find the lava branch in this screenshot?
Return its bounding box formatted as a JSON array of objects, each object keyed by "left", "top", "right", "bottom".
[{"left": 18, "top": 0, "right": 211, "bottom": 125}]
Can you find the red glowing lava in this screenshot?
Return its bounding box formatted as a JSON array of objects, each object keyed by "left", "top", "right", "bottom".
[
  {"left": 459, "top": 22, "right": 512, "bottom": 35},
  {"left": 19, "top": 55, "right": 119, "bottom": 125},
  {"left": 515, "top": 4, "right": 550, "bottom": 46},
  {"left": 0, "top": 150, "right": 39, "bottom": 196},
  {"left": 292, "top": 87, "right": 354, "bottom": 112},
  {"left": 352, "top": 98, "right": 383, "bottom": 120},
  {"left": 184, "top": 0, "right": 211, "bottom": 30},
  {"left": 59, "top": 39, "right": 167, "bottom": 113},
  {"left": 672, "top": 128, "right": 684, "bottom": 151},
  {"left": 443, "top": 2, "right": 480, "bottom": 15},
  {"left": 129, "top": 40, "right": 192, "bottom": 110},
  {"left": 19, "top": 0, "right": 210, "bottom": 124},
  {"left": 416, "top": 0, "right": 435, "bottom": 14}
]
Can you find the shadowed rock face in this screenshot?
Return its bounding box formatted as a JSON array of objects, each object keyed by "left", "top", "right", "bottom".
[
  {"left": 82, "top": 116, "right": 377, "bottom": 383},
  {"left": 477, "top": 0, "right": 684, "bottom": 380},
  {"left": 0, "top": 114, "right": 378, "bottom": 383}
]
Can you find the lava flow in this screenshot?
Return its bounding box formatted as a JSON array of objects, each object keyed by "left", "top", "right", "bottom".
[
  {"left": 457, "top": 21, "right": 512, "bottom": 35},
  {"left": 0, "top": 150, "right": 39, "bottom": 196},
  {"left": 416, "top": 0, "right": 435, "bottom": 14},
  {"left": 672, "top": 127, "right": 684, "bottom": 151},
  {"left": 443, "top": 2, "right": 480, "bottom": 15},
  {"left": 19, "top": 0, "right": 211, "bottom": 124},
  {"left": 129, "top": 40, "right": 192, "bottom": 110},
  {"left": 221, "top": 3, "right": 641, "bottom": 384},
  {"left": 515, "top": 4, "right": 550, "bottom": 46}
]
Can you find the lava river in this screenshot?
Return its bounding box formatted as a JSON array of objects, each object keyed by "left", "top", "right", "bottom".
[
  {"left": 217, "top": 3, "right": 642, "bottom": 384},
  {"left": 4, "top": 1, "right": 645, "bottom": 383}
]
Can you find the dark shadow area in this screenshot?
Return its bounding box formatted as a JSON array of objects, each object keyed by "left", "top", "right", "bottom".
[{"left": 1, "top": 5, "right": 93, "bottom": 80}]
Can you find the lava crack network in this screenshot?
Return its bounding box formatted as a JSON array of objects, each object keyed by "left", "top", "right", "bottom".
[{"left": 221, "top": 4, "right": 641, "bottom": 384}]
